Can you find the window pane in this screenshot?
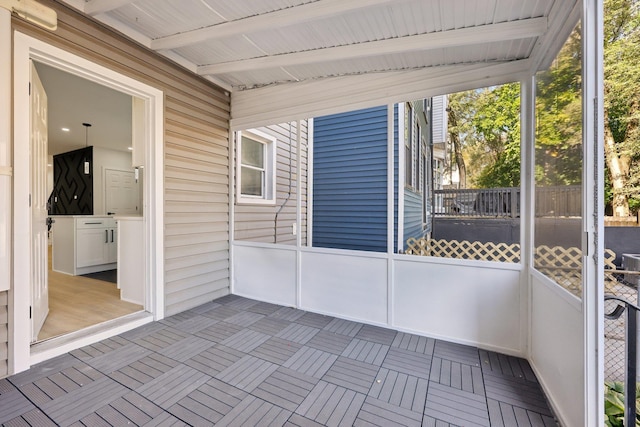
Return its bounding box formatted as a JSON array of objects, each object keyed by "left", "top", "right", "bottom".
[
  {"left": 241, "top": 166, "right": 263, "bottom": 196},
  {"left": 242, "top": 136, "right": 264, "bottom": 168},
  {"left": 534, "top": 24, "right": 582, "bottom": 298}
]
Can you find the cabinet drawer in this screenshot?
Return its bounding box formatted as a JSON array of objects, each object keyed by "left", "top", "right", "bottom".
[{"left": 76, "top": 218, "right": 116, "bottom": 229}]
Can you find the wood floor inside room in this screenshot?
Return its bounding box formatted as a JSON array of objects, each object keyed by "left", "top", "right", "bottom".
[{"left": 38, "top": 246, "right": 143, "bottom": 341}]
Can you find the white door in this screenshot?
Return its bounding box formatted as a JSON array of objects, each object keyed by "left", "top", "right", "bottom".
[
  {"left": 105, "top": 169, "right": 139, "bottom": 215},
  {"left": 30, "top": 62, "right": 49, "bottom": 342}
]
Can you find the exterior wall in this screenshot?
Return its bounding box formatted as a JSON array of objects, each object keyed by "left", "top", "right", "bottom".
[
  {"left": 234, "top": 121, "right": 309, "bottom": 245},
  {"left": 431, "top": 95, "right": 448, "bottom": 145},
  {"left": 12, "top": 1, "right": 230, "bottom": 324},
  {"left": 403, "top": 189, "right": 426, "bottom": 244},
  {"left": 0, "top": 291, "right": 6, "bottom": 377},
  {"left": 313, "top": 107, "right": 388, "bottom": 252}
]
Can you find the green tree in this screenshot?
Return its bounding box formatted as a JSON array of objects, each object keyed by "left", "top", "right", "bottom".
[{"left": 448, "top": 83, "right": 521, "bottom": 188}]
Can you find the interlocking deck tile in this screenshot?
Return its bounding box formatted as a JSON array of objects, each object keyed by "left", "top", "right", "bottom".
[
  {"left": 137, "top": 365, "right": 211, "bottom": 408},
  {"left": 224, "top": 296, "right": 262, "bottom": 311},
  {"left": 306, "top": 330, "right": 353, "bottom": 354},
  {"left": 487, "top": 398, "right": 557, "bottom": 427},
  {"left": 188, "top": 301, "right": 222, "bottom": 314},
  {"left": 169, "top": 378, "right": 248, "bottom": 425},
  {"left": 19, "top": 363, "right": 104, "bottom": 406},
  {"left": 283, "top": 347, "right": 338, "bottom": 379},
  {"left": 424, "top": 382, "right": 490, "bottom": 427},
  {"left": 85, "top": 342, "right": 152, "bottom": 374},
  {"left": 248, "top": 301, "right": 282, "bottom": 315},
  {"left": 73, "top": 412, "right": 112, "bottom": 427},
  {"left": 368, "top": 368, "right": 428, "bottom": 413},
  {"left": 392, "top": 332, "right": 435, "bottom": 355},
  {"left": 158, "top": 335, "right": 213, "bottom": 362},
  {"left": 216, "top": 395, "right": 292, "bottom": 426},
  {"left": 422, "top": 415, "right": 456, "bottom": 427},
  {"left": 355, "top": 395, "right": 423, "bottom": 427},
  {"left": 8, "top": 354, "right": 82, "bottom": 387},
  {"left": 323, "top": 318, "right": 363, "bottom": 337},
  {"left": 323, "top": 357, "right": 379, "bottom": 394},
  {"left": 119, "top": 321, "right": 167, "bottom": 341},
  {"left": 297, "top": 312, "right": 334, "bottom": 329},
  {"left": 143, "top": 411, "right": 190, "bottom": 426},
  {"left": 0, "top": 389, "right": 36, "bottom": 424},
  {"left": 295, "top": 381, "right": 366, "bottom": 427},
  {"left": 168, "top": 314, "right": 220, "bottom": 333},
  {"left": 133, "top": 326, "right": 191, "bottom": 352},
  {"left": 201, "top": 304, "right": 241, "bottom": 321},
  {"left": 269, "top": 306, "right": 306, "bottom": 322},
  {"left": 277, "top": 323, "right": 320, "bottom": 344},
  {"left": 221, "top": 328, "right": 271, "bottom": 353},
  {"left": 341, "top": 339, "right": 389, "bottom": 366},
  {"left": 184, "top": 344, "right": 245, "bottom": 375},
  {"left": 249, "top": 317, "right": 291, "bottom": 335},
  {"left": 434, "top": 340, "right": 480, "bottom": 366},
  {"left": 160, "top": 311, "right": 200, "bottom": 327},
  {"left": 39, "top": 376, "right": 129, "bottom": 426},
  {"left": 285, "top": 413, "right": 327, "bottom": 427},
  {"left": 3, "top": 408, "right": 57, "bottom": 427},
  {"left": 252, "top": 367, "right": 318, "bottom": 411},
  {"left": 355, "top": 324, "right": 397, "bottom": 346},
  {"left": 195, "top": 321, "right": 243, "bottom": 343},
  {"left": 253, "top": 337, "right": 304, "bottom": 365},
  {"left": 109, "top": 353, "right": 179, "bottom": 389},
  {"left": 224, "top": 310, "right": 266, "bottom": 327},
  {"left": 381, "top": 347, "right": 431, "bottom": 379},
  {"left": 70, "top": 336, "right": 129, "bottom": 360},
  {"left": 480, "top": 350, "right": 538, "bottom": 382},
  {"left": 215, "top": 355, "right": 278, "bottom": 392},
  {"left": 214, "top": 294, "right": 244, "bottom": 305},
  {"left": 430, "top": 357, "right": 485, "bottom": 395},
  {"left": 483, "top": 370, "right": 553, "bottom": 415}
]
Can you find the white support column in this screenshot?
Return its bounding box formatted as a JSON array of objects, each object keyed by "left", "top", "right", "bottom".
[
  {"left": 582, "top": 0, "right": 604, "bottom": 425},
  {"left": 0, "top": 8, "right": 11, "bottom": 294},
  {"left": 228, "top": 128, "right": 235, "bottom": 295},
  {"left": 520, "top": 77, "right": 535, "bottom": 356},
  {"left": 387, "top": 104, "right": 395, "bottom": 326},
  {"left": 296, "top": 120, "right": 302, "bottom": 308}
]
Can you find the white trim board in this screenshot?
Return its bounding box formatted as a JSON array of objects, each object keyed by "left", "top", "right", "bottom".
[{"left": 11, "top": 32, "right": 164, "bottom": 375}]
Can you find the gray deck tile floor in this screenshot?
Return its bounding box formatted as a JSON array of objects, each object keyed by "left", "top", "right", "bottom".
[{"left": 1, "top": 296, "right": 557, "bottom": 426}]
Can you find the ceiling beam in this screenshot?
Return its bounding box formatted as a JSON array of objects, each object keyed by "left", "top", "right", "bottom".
[
  {"left": 84, "top": 0, "right": 135, "bottom": 16},
  {"left": 150, "top": 0, "right": 401, "bottom": 51},
  {"left": 198, "top": 17, "right": 547, "bottom": 76}
]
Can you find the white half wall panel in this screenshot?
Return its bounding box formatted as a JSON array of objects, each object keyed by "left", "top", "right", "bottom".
[
  {"left": 530, "top": 274, "right": 583, "bottom": 427},
  {"left": 233, "top": 243, "right": 297, "bottom": 306},
  {"left": 393, "top": 257, "right": 522, "bottom": 355},
  {"left": 300, "top": 250, "right": 388, "bottom": 325}
]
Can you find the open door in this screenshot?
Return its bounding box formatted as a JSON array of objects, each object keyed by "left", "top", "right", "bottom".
[{"left": 30, "top": 61, "right": 49, "bottom": 341}]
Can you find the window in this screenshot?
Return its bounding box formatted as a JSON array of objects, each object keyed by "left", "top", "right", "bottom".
[
  {"left": 405, "top": 104, "right": 413, "bottom": 187},
  {"left": 237, "top": 130, "right": 276, "bottom": 204}
]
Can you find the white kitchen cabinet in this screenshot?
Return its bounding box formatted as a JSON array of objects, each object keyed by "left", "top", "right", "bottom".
[{"left": 52, "top": 216, "right": 117, "bottom": 275}]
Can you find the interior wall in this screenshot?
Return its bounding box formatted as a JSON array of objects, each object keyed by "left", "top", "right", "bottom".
[{"left": 12, "top": 0, "right": 230, "bottom": 333}]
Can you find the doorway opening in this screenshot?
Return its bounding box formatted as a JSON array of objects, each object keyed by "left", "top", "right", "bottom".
[{"left": 12, "top": 32, "right": 164, "bottom": 372}]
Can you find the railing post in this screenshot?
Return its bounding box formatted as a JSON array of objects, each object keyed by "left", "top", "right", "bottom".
[
  {"left": 511, "top": 188, "right": 518, "bottom": 218},
  {"left": 627, "top": 304, "right": 638, "bottom": 427}
]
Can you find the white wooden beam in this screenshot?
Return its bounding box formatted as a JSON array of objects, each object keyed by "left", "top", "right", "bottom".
[
  {"left": 84, "top": 0, "right": 134, "bottom": 15},
  {"left": 150, "top": 0, "right": 401, "bottom": 51},
  {"left": 198, "top": 17, "right": 547, "bottom": 76},
  {"left": 230, "top": 59, "right": 532, "bottom": 130}
]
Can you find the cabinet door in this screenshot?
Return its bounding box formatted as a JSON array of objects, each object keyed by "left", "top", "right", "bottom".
[
  {"left": 107, "top": 227, "right": 117, "bottom": 263},
  {"left": 77, "top": 228, "right": 109, "bottom": 268}
]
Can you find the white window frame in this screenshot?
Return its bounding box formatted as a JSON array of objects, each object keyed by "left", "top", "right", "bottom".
[{"left": 236, "top": 129, "right": 276, "bottom": 205}]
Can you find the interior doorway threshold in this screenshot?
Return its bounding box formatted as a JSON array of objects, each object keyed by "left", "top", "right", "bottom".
[{"left": 30, "top": 311, "right": 153, "bottom": 366}]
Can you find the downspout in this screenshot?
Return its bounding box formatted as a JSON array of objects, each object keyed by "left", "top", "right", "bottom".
[{"left": 274, "top": 122, "right": 295, "bottom": 243}]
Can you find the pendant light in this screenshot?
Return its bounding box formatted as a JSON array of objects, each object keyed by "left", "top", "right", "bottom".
[{"left": 82, "top": 122, "right": 91, "bottom": 174}]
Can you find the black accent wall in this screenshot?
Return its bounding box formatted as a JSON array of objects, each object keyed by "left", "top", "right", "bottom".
[{"left": 50, "top": 146, "right": 93, "bottom": 215}]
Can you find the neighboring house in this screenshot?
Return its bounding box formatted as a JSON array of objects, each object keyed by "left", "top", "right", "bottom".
[{"left": 312, "top": 101, "right": 436, "bottom": 253}]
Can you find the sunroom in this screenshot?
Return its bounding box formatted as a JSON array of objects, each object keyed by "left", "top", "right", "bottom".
[{"left": 2, "top": 0, "right": 605, "bottom": 426}]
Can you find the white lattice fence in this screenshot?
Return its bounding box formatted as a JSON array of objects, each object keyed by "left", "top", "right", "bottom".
[{"left": 405, "top": 238, "right": 521, "bottom": 263}]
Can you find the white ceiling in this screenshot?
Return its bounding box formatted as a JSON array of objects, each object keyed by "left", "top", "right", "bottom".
[
  {"left": 58, "top": 0, "right": 580, "bottom": 127},
  {"left": 34, "top": 62, "right": 132, "bottom": 156}
]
